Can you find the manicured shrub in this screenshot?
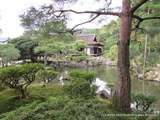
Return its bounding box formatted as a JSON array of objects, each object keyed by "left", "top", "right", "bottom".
[
  {"left": 0, "top": 66, "right": 24, "bottom": 98},
  {"left": 0, "top": 85, "right": 131, "bottom": 120},
  {"left": 65, "top": 79, "right": 96, "bottom": 99},
  {"left": 64, "top": 70, "right": 96, "bottom": 99},
  {"left": 0, "top": 97, "right": 124, "bottom": 120},
  {"left": 0, "top": 63, "right": 43, "bottom": 98},
  {"left": 36, "top": 69, "right": 57, "bottom": 83},
  {"left": 69, "top": 70, "right": 95, "bottom": 83}
]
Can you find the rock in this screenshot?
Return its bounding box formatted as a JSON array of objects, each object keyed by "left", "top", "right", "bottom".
[
  {"left": 137, "top": 74, "right": 143, "bottom": 80},
  {"left": 93, "top": 78, "right": 112, "bottom": 99},
  {"left": 98, "top": 90, "right": 111, "bottom": 99},
  {"left": 59, "top": 76, "right": 64, "bottom": 86},
  {"left": 145, "top": 65, "right": 160, "bottom": 82},
  {"left": 155, "top": 78, "right": 160, "bottom": 81},
  {"left": 156, "top": 64, "right": 160, "bottom": 68},
  {"left": 131, "top": 102, "right": 137, "bottom": 110}
]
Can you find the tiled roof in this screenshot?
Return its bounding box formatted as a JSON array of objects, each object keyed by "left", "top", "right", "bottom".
[
  {"left": 76, "top": 34, "right": 96, "bottom": 41},
  {"left": 76, "top": 34, "right": 103, "bottom": 46}
]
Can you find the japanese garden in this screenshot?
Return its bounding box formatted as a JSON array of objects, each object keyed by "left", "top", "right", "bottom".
[{"left": 0, "top": 0, "right": 160, "bottom": 119}]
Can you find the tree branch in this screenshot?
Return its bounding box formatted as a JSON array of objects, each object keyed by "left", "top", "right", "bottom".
[
  {"left": 54, "top": 9, "right": 121, "bottom": 17},
  {"left": 132, "top": 15, "right": 160, "bottom": 31},
  {"left": 142, "top": 16, "right": 160, "bottom": 21},
  {"left": 70, "top": 14, "right": 100, "bottom": 31},
  {"left": 50, "top": 9, "right": 121, "bottom": 34},
  {"left": 48, "top": 14, "right": 99, "bottom": 34},
  {"left": 131, "top": 0, "right": 149, "bottom": 13}
]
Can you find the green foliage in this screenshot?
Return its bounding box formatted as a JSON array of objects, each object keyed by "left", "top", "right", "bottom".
[
  {"left": 0, "top": 95, "right": 118, "bottom": 120},
  {"left": 0, "top": 100, "right": 43, "bottom": 120},
  {"left": 20, "top": 63, "right": 44, "bottom": 83},
  {"left": 76, "top": 53, "right": 88, "bottom": 62},
  {"left": 0, "top": 85, "right": 64, "bottom": 115},
  {"left": 0, "top": 66, "right": 25, "bottom": 98},
  {"left": 33, "top": 35, "right": 76, "bottom": 63},
  {"left": 131, "top": 94, "right": 158, "bottom": 120},
  {"left": 0, "top": 66, "right": 24, "bottom": 87},
  {"left": 36, "top": 69, "right": 57, "bottom": 83},
  {"left": 147, "top": 114, "right": 160, "bottom": 120},
  {"left": 0, "top": 63, "right": 43, "bottom": 98},
  {"left": 97, "top": 20, "right": 119, "bottom": 52},
  {"left": 65, "top": 79, "right": 96, "bottom": 99},
  {"left": 69, "top": 70, "right": 95, "bottom": 83},
  {"left": 106, "top": 45, "right": 118, "bottom": 61},
  {"left": 20, "top": 5, "right": 67, "bottom": 33},
  {"left": 64, "top": 70, "right": 96, "bottom": 99},
  {"left": 0, "top": 90, "right": 43, "bottom": 115},
  {"left": 39, "top": 21, "right": 67, "bottom": 36},
  {"left": 130, "top": 41, "right": 142, "bottom": 60},
  {"left": 28, "top": 84, "right": 65, "bottom": 99},
  {"left": 132, "top": 94, "right": 156, "bottom": 112},
  {"left": 10, "top": 37, "right": 38, "bottom": 61},
  {"left": 147, "top": 52, "right": 160, "bottom": 66},
  {"left": 130, "top": 0, "right": 160, "bottom": 67},
  {"left": 0, "top": 84, "right": 156, "bottom": 120},
  {"left": 0, "top": 84, "right": 131, "bottom": 120},
  {"left": 0, "top": 85, "right": 5, "bottom": 92},
  {"left": 66, "top": 52, "right": 89, "bottom": 62},
  {"left": 34, "top": 40, "right": 66, "bottom": 55},
  {"left": 0, "top": 44, "right": 20, "bottom": 65},
  {"left": 74, "top": 40, "right": 86, "bottom": 51},
  {"left": 17, "top": 4, "right": 76, "bottom": 62}
]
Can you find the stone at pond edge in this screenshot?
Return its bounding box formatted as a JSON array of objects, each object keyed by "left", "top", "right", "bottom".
[{"left": 145, "top": 64, "right": 160, "bottom": 82}]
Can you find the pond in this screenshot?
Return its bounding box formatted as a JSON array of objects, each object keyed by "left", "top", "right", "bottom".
[{"left": 59, "top": 65, "right": 160, "bottom": 110}]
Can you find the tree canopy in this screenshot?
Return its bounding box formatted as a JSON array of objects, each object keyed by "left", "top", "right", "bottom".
[{"left": 0, "top": 44, "right": 20, "bottom": 66}]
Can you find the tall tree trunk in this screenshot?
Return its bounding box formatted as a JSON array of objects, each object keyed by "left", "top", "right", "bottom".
[{"left": 113, "top": 0, "right": 132, "bottom": 113}]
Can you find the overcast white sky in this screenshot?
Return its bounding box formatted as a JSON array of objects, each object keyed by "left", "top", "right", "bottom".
[{"left": 0, "top": 0, "right": 121, "bottom": 39}]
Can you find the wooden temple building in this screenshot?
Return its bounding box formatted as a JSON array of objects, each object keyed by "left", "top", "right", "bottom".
[{"left": 76, "top": 34, "right": 104, "bottom": 56}]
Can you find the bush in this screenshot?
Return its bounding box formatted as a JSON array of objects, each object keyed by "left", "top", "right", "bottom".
[
  {"left": 66, "top": 52, "right": 88, "bottom": 62},
  {"left": 64, "top": 70, "right": 96, "bottom": 99},
  {"left": 0, "top": 63, "right": 43, "bottom": 98},
  {"left": 0, "top": 85, "right": 130, "bottom": 120},
  {"left": 0, "top": 66, "right": 24, "bottom": 98},
  {"left": 36, "top": 69, "right": 57, "bottom": 83},
  {"left": 0, "top": 97, "right": 122, "bottom": 120},
  {"left": 147, "top": 52, "right": 160, "bottom": 65},
  {"left": 65, "top": 79, "right": 96, "bottom": 99},
  {"left": 69, "top": 70, "right": 95, "bottom": 83},
  {"left": 0, "top": 84, "right": 5, "bottom": 92},
  {"left": 131, "top": 94, "right": 157, "bottom": 120},
  {"left": 131, "top": 94, "right": 156, "bottom": 112}
]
